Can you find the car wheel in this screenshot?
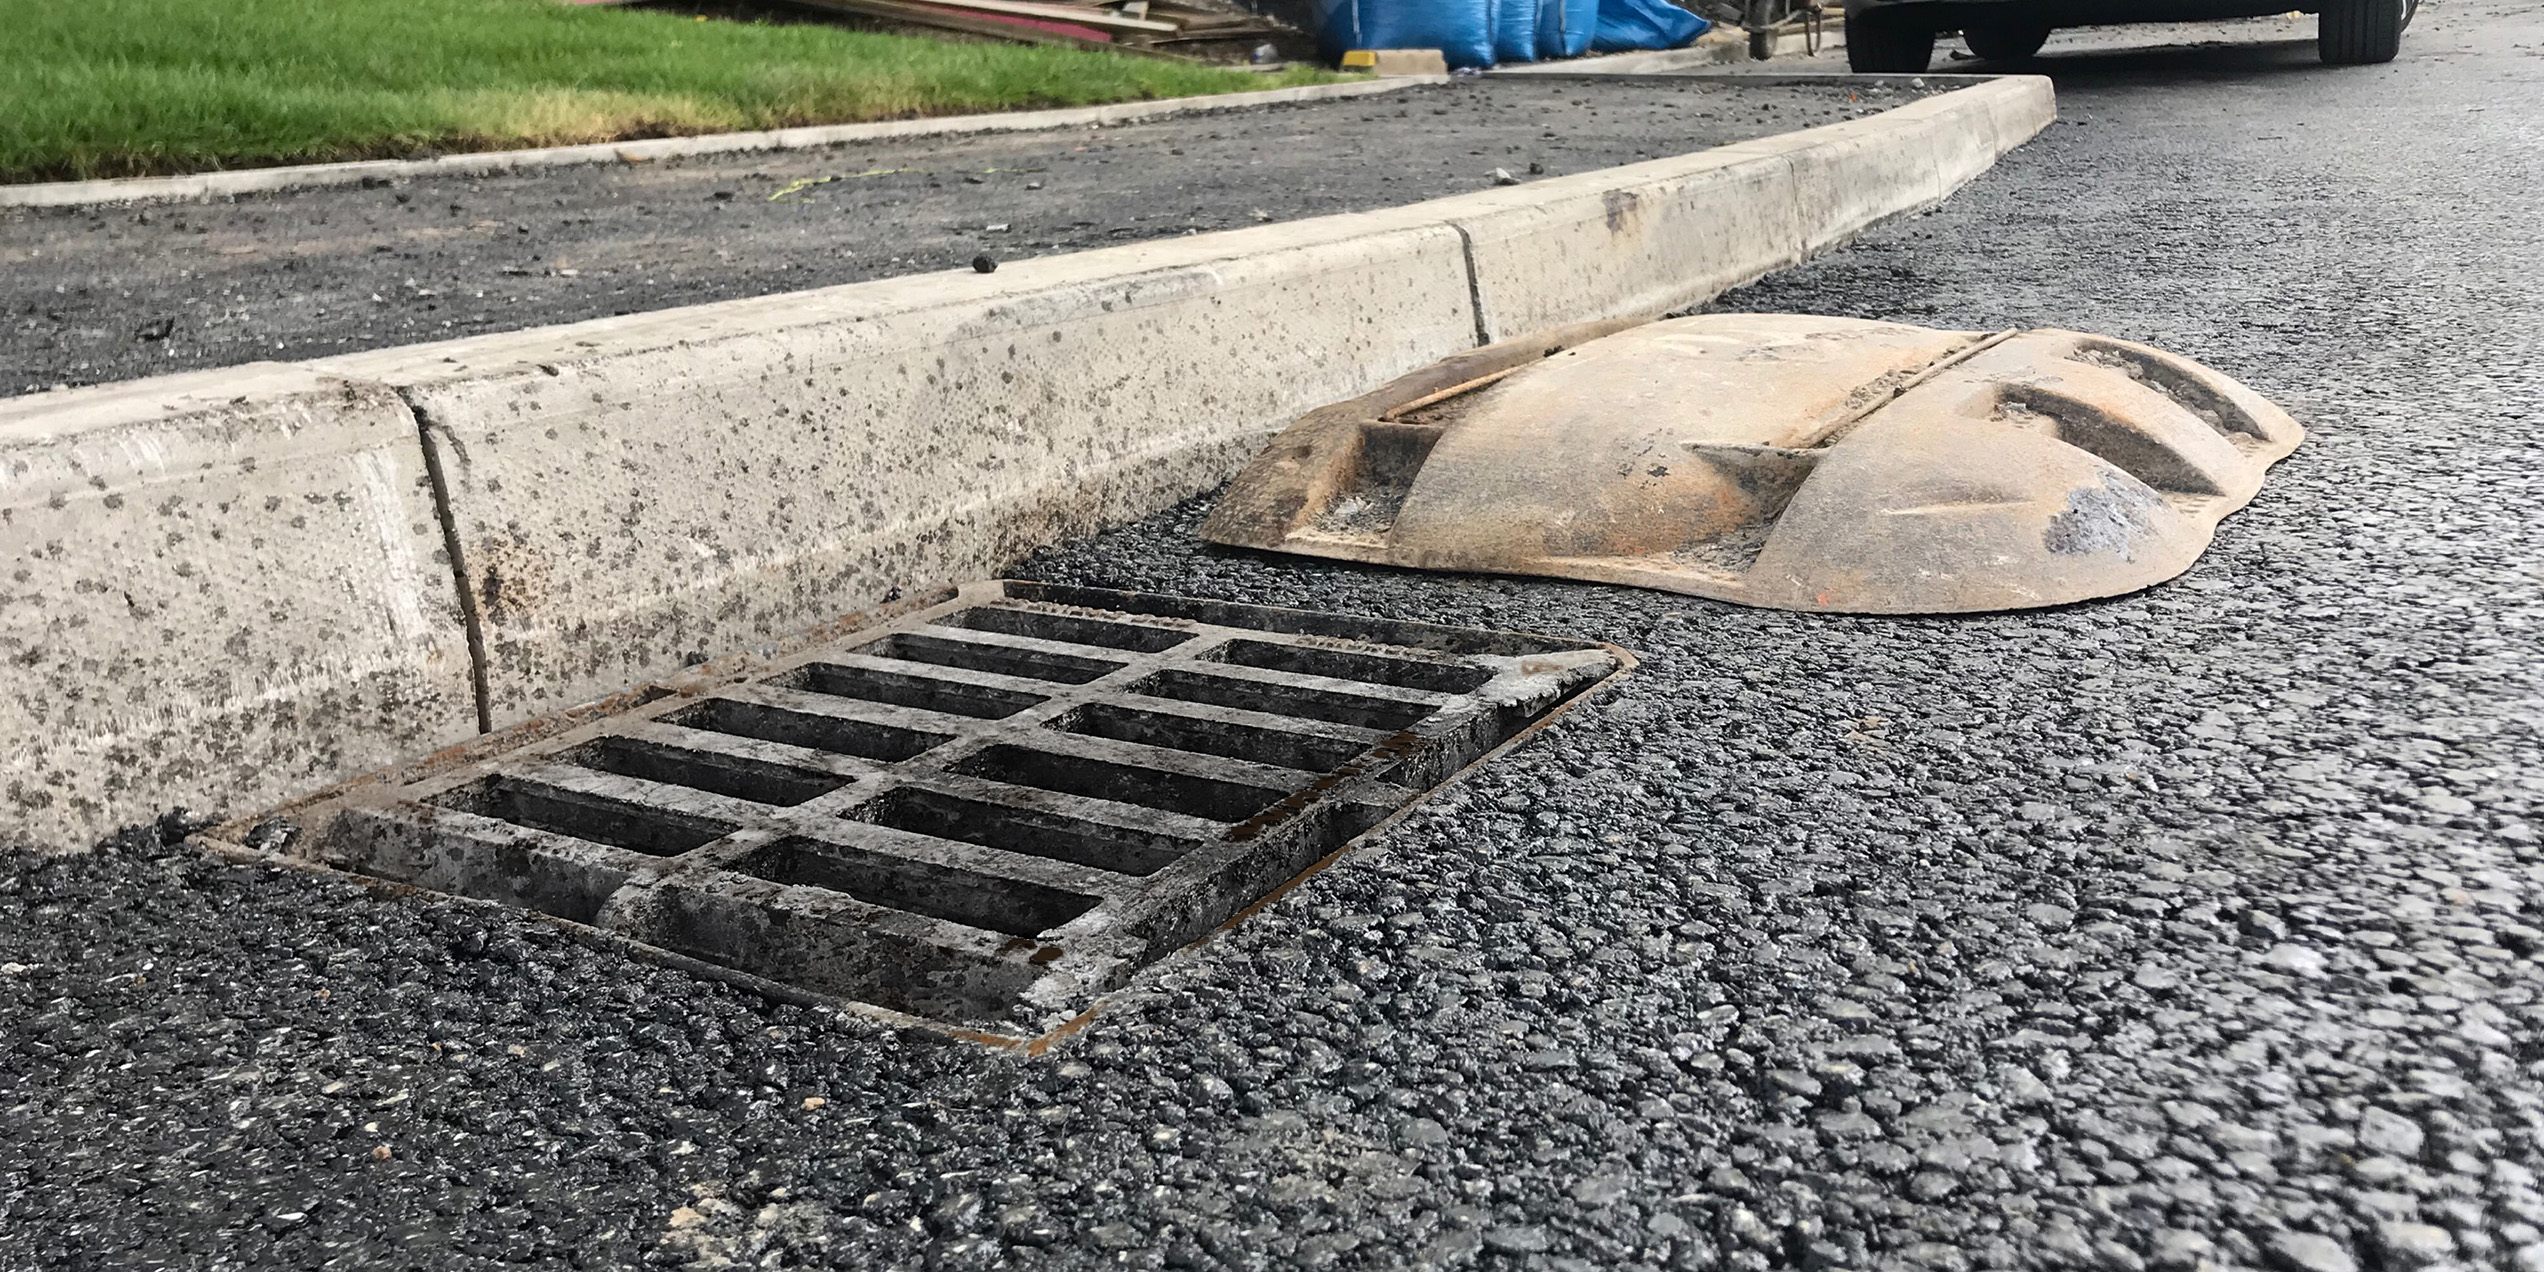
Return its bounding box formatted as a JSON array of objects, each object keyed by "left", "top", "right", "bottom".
[
  {"left": 1846, "top": 4, "right": 1935, "bottom": 73},
  {"left": 2320, "top": 0, "right": 2405, "bottom": 64},
  {"left": 1963, "top": 20, "right": 2051, "bottom": 61}
]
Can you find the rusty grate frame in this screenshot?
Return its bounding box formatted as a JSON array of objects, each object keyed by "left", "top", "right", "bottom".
[{"left": 200, "top": 581, "right": 1626, "bottom": 1045}]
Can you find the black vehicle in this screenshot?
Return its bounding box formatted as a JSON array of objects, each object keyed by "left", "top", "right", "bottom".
[{"left": 1844, "top": 0, "right": 2415, "bottom": 70}]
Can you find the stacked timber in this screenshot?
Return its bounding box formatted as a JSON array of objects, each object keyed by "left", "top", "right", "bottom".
[{"left": 784, "top": 0, "right": 1299, "bottom": 58}]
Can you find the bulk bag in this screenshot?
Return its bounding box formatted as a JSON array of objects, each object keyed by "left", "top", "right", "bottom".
[
  {"left": 1590, "top": 0, "right": 1707, "bottom": 52},
  {"left": 1319, "top": 0, "right": 1501, "bottom": 69},
  {"left": 1495, "top": 0, "right": 1544, "bottom": 62},
  {"left": 1537, "top": 0, "right": 1599, "bottom": 57}
]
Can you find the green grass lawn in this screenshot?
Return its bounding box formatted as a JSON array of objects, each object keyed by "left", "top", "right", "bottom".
[{"left": 2, "top": 0, "right": 1330, "bottom": 182}]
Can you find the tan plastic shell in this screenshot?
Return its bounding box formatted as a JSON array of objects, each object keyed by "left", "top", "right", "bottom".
[{"left": 1200, "top": 314, "right": 2303, "bottom": 614}]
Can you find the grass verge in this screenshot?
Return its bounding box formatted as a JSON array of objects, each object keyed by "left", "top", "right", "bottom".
[{"left": 2, "top": 0, "right": 1332, "bottom": 182}]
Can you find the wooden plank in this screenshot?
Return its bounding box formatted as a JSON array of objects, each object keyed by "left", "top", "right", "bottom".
[
  {"left": 1134, "top": 26, "right": 1290, "bottom": 43},
  {"left": 1132, "top": 3, "right": 1290, "bottom": 34},
  {"left": 786, "top": 0, "right": 1110, "bottom": 44},
  {"left": 925, "top": 6, "right": 1117, "bottom": 40},
  {"left": 922, "top": 0, "right": 1183, "bottom": 33},
  {"left": 783, "top": 0, "right": 1199, "bottom": 58},
  {"left": 1140, "top": 1, "right": 1276, "bottom": 20}
]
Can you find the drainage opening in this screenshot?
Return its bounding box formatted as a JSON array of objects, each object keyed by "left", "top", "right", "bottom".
[
  {"left": 557, "top": 737, "right": 848, "bottom": 807},
  {"left": 1131, "top": 667, "right": 1439, "bottom": 730},
  {"left": 932, "top": 605, "right": 1193, "bottom": 653},
  {"left": 781, "top": 660, "right": 1048, "bottom": 720},
  {"left": 952, "top": 743, "right": 1292, "bottom": 822},
  {"left": 1202, "top": 637, "right": 1493, "bottom": 693},
  {"left": 1049, "top": 701, "right": 1371, "bottom": 773},
  {"left": 857, "top": 785, "right": 1194, "bottom": 877},
  {"left": 739, "top": 836, "right": 1101, "bottom": 937},
  {"left": 865, "top": 631, "right": 1125, "bottom": 684},
  {"left": 427, "top": 777, "right": 735, "bottom": 856},
  {"left": 667, "top": 697, "right": 950, "bottom": 761}
]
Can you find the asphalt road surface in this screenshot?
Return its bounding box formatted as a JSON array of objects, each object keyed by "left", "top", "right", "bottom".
[
  {"left": 0, "top": 78, "right": 1926, "bottom": 395},
  {"left": 5, "top": 3, "right": 2542, "bottom": 1270}
]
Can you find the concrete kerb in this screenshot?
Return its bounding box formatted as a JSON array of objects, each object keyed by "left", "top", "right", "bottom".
[
  {"left": 1436, "top": 147, "right": 1804, "bottom": 341},
  {"left": 2, "top": 75, "right": 2053, "bottom": 849},
  {"left": 0, "top": 77, "right": 1439, "bottom": 211},
  {"left": 314, "top": 217, "right": 1485, "bottom": 729},
  {"left": 1491, "top": 37, "right": 1749, "bottom": 75},
  {"left": 1966, "top": 73, "right": 2063, "bottom": 157},
  {"left": 1437, "top": 75, "right": 2050, "bottom": 334},
  {"left": 1489, "top": 21, "right": 1845, "bottom": 76},
  {"left": 0, "top": 365, "right": 480, "bottom": 851}
]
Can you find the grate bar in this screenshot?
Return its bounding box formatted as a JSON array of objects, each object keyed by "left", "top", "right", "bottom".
[
  {"left": 850, "top": 782, "right": 1202, "bottom": 879},
  {"left": 1046, "top": 700, "right": 1378, "bottom": 774},
  {"left": 783, "top": 659, "right": 1050, "bottom": 721},
  {"left": 664, "top": 694, "right": 952, "bottom": 762},
  {"left": 1200, "top": 637, "right": 1494, "bottom": 694},
  {"left": 614, "top": 718, "right": 883, "bottom": 780},
  {"left": 899, "top": 771, "right": 1229, "bottom": 846},
  {"left": 718, "top": 681, "right": 994, "bottom": 749},
  {"left": 1144, "top": 657, "right": 1457, "bottom": 709},
  {"left": 860, "top": 627, "right": 1133, "bottom": 685},
  {"left": 802, "top": 650, "right": 1069, "bottom": 707},
  {"left": 424, "top": 776, "right": 740, "bottom": 858},
  {"left": 326, "top": 805, "right": 646, "bottom": 927},
  {"left": 928, "top": 603, "right": 1199, "bottom": 653},
  {"left": 1129, "top": 664, "right": 1451, "bottom": 731},
  {"left": 950, "top": 741, "right": 1290, "bottom": 823},
  {"left": 395, "top": 803, "right": 682, "bottom": 875},
  {"left": 508, "top": 756, "right": 775, "bottom": 828},
  {"left": 970, "top": 728, "right": 1317, "bottom": 800},
  {"left": 697, "top": 817, "right": 1137, "bottom": 907},
  {"left": 726, "top": 833, "right": 1107, "bottom": 939},
  {"left": 553, "top": 734, "right": 853, "bottom": 808},
  {"left": 1055, "top": 690, "right": 1390, "bottom": 749}
]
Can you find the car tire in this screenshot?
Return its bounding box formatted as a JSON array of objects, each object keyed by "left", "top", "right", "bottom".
[
  {"left": 2320, "top": 0, "right": 2406, "bottom": 64},
  {"left": 1963, "top": 20, "right": 2051, "bottom": 61},
  {"left": 1846, "top": 4, "right": 1935, "bottom": 73}
]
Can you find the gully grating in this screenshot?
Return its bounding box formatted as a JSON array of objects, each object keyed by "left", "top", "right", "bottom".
[{"left": 203, "top": 582, "right": 1624, "bottom": 1041}]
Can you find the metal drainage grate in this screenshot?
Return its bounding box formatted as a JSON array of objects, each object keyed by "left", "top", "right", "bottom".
[{"left": 204, "top": 582, "right": 1623, "bottom": 1039}]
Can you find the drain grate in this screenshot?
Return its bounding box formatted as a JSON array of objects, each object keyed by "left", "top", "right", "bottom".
[{"left": 204, "top": 582, "right": 1623, "bottom": 1039}]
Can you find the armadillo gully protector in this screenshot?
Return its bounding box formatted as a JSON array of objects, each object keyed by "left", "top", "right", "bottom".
[{"left": 1199, "top": 314, "right": 2304, "bottom": 615}]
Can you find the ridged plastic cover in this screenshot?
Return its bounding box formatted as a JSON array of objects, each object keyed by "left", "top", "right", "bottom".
[{"left": 1202, "top": 313, "right": 2304, "bottom": 614}]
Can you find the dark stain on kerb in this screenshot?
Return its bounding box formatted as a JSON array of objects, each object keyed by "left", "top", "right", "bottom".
[{"left": 1603, "top": 189, "right": 1641, "bottom": 233}]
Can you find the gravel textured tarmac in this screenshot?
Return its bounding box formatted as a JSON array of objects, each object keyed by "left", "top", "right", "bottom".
[
  {"left": 5, "top": 3, "right": 2542, "bottom": 1270},
  {"left": 0, "top": 77, "right": 1925, "bottom": 395}
]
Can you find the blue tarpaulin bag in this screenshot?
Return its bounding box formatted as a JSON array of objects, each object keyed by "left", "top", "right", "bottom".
[
  {"left": 1495, "top": 0, "right": 1543, "bottom": 62},
  {"left": 1590, "top": 0, "right": 1706, "bottom": 51},
  {"left": 1319, "top": 0, "right": 1501, "bottom": 69},
  {"left": 1536, "top": 0, "right": 1598, "bottom": 57}
]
